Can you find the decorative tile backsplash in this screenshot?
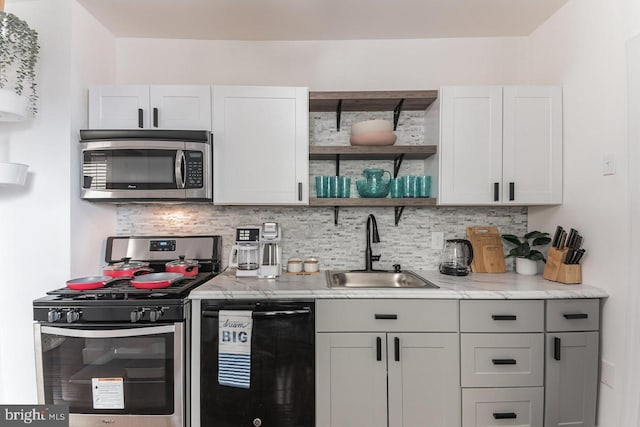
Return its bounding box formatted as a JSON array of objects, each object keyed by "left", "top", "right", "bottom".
[{"left": 116, "top": 111, "right": 527, "bottom": 271}]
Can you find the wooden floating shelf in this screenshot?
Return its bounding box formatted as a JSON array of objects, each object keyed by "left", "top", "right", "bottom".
[
  {"left": 309, "top": 145, "right": 437, "bottom": 161},
  {"left": 309, "top": 90, "right": 438, "bottom": 112},
  {"left": 309, "top": 198, "right": 437, "bottom": 207}
]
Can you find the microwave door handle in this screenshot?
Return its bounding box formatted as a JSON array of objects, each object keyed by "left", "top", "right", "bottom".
[{"left": 175, "top": 150, "right": 186, "bottom": 189}]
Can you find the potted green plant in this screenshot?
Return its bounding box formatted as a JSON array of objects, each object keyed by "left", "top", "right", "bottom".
[
  {"left": 0, "top": 10, "right": 39, "bottom": 120},
  {"left": 502, "top": 231, "right": 551, "bottom": 275}
]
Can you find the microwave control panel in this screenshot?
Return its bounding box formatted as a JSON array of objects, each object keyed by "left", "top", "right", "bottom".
[{"left": 186, "top": 151, "right": 204, "bottom": 188}]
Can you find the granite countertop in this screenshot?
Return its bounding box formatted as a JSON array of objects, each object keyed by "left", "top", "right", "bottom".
[{"left": 189, "top": 269, "right": 609, "bottom": 300}]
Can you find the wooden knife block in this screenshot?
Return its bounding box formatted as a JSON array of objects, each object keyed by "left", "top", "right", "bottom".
[{"left": 543, "top": 247, "right": 582, "bottom": 284}]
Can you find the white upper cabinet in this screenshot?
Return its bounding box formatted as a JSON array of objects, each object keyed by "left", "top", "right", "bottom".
[
  {"left": 89, "top": 85, "right": 212, "bottom": 130},
  {"left": 212, "top": 85, "right": 309, "bottom": 205},
  {"left": 438, "top": 86, "right": 562, "bottom": 205}
]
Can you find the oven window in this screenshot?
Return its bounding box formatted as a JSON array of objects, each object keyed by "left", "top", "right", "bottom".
[
  {"left": 40, "top": 332, "right": 174, "bottom": 415},
  {"left": 83, "top": 150, "right": 177, "bottom": 190}
]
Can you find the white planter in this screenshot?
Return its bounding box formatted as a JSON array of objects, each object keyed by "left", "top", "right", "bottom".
[
  {"left": 515, "top": 257, "right": 538, "bottom": 275},
  {"left": 0, "top": 162, "right": 28, "bottom": 186},
  {"left": 0, "top": 89, "right": 29, "bottom": 122}
]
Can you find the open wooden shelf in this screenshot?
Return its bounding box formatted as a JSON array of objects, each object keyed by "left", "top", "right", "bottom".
[
  {"left": 309, "top": 198, "right": 437, "bottom": 207},
  {"left": 309, "top": 90, "right": 438, "bottom": 112},
  {"left": 309, "top": 145, "right": 437, "bottom": 161}
]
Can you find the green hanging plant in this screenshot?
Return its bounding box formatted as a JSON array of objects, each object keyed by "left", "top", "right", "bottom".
[{"left": 0, "top": 11, "right": 40, "bottom": 115}]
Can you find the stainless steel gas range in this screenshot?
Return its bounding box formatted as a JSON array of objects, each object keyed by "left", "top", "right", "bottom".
[{"left": 33, "top": 235, "right": 222, "bottom": 427}]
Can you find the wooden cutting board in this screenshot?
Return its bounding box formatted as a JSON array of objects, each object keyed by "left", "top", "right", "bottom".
[{"left": 466, "top": 226, "right": 506, "bottom": 273}]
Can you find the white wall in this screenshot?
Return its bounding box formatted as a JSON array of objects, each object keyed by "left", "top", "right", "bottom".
[
  {"left": 115, "top": 37, "right": 524, "bottom": 88},
  {"left": 519, "top": 1, "right": 635, "bottom": 425}
]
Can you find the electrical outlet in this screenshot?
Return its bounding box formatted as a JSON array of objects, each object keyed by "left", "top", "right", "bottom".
[
  {"left": 603, "top": 153, "right": 616, "bottom": 175},
  {"left": 432, "top": 232, "right": 444, "bottom": 250},
  {"left": 601, "top": 359, "right": 616, "bottom": 388}
]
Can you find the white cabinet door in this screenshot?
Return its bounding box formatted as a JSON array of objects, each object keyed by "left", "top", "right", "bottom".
[
  {"left": 388, "top": 333, "right": 460, "bottom": 427},
  {"left": 439, "top": 86, "right": 503, "bottom": 205},
  {"left": 316, "top": 333, "right": 388, "bottom": 427},
  {"left": 503, "top": 86, "right": 562, "bottom": 204},
  {"left": 213, "top": 85, "right": 309, "bottom": 205},
  {"left": 89, "top": 85, "right": 149, "bottom": 129},
  {"left": 545, "top": 332, "right": 599, "bottom": 427},
  {"left": 149, "top": 85, "right": 211, "bottom": 130}
]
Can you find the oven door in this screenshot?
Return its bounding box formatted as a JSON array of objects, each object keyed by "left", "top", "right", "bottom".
[{"left": 34, "top": 323, "right": 183, "bottom": 427}]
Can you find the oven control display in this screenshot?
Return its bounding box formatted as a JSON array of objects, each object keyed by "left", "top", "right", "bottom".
[{"left": 150, "top": 240, "right": 176, "bottom": 251}]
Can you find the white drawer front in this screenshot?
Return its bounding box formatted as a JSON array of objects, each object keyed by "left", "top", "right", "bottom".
[
  {"left": 316, "top": 299, "right": 458, "bottom": 332},
  {"left": 462, "top": 387, "right": 544, "bottom": 427},
  {"left": 461, "top": 333, "right": 544, "bottom": 387},
  {"left": 460, "top": 300, "right": 544, "bottom": 332},
  {"left": 546, "top": 299, "right": 600, "bottom": 332}
]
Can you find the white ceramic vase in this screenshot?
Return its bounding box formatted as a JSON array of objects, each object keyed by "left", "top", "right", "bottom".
[
  {"left": 0, "top": 89, "right": 29, "bottom": 122},
  {"left": 515, "top": 257, "right": 538, "bottom": 275}
]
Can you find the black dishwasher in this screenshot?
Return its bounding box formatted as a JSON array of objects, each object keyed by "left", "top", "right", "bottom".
[{"left": 200, "top": 300, "right": 315, "bottom": 427}]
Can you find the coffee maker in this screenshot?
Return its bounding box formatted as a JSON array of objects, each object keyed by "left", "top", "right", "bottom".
[
  {"left": 228, "top": 226, "right": 261, "bottom": 277},
  {"left": 258, "top": 222, "right": 282, "bottom": 278}
]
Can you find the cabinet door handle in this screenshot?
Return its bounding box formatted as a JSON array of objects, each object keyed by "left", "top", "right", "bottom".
[
  {"left": 394, "top": 337, "right": 400, "bottom": 362},
  {"left": 376, "top": 337, "right": 382, "bottom": 361},
  {"left": 493, "top": 182, "right": 499, "bottom": 202},
  {"left": 492, "top": 358, "right": 517, "bottom": 365},
  {"left": 509, "top": 182, "right": 515, "bottom": 201},
  {"left": 298, "top": 182, "right": 303, "bottom": 201},
  {"left": 492, "top": 315, "right": 517, "bottom": 321},
  {"left": 554, "top": 337, "right": 561, "bottom": 360},
  {"left": 153, "top": 107, "right": 159, "bottom": 128},
  {"left": 137, "top": 108, "right": 143, "bottom": 128},
  {"left": 375, "top": 314, "right": 398, "bottom": 320},
  {"left": 563, "top": 313, "right": 588, "bottom": 319},
  {"left": 493, "top": 412, "right": 517, "bottom": 420}
]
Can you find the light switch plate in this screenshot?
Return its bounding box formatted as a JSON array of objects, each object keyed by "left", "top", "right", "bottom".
[
  {"left": 603, "top": 153, "right": 616, "bottom": 175},
  {"left": 432, "top": 232, "right": 444, "bottom": 250},
  {"left": 601, "top": 359, "right": 616, "bottom": 388}
]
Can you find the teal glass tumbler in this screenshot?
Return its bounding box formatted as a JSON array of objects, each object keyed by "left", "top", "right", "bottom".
[
  {"left": 315, "top": 176, "right": 327, "bottom": 198},
  {"left": 327, "top": 176, "right": 339, "bottom": 198},
  {"left": 404, "top": 176, "right": 417, "bottom": 197},
  {"left": 337, "top": 176, "right": 351, "bottom": 198},
  {"left": 417, "top": 176, "right": 432, "bottom": 197},
  {"left": 389, "top": 178, "right": 403, "bottom": 198}
]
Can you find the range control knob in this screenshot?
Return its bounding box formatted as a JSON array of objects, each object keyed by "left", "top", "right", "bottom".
[
  {"left": 47, "top": 309, "right": 62, "bottom": 323},
  {"left": 66, "top": 309, "right": 82, "bottom": 323},
  {"left": 149, "top": 307, "right": 165, "bottom": 323},
  {"left": 252, "top": 418, "right": 262, "bottom": 427},
  {"left": 130, "top": 309, "right": 144, "bottom": 323}
]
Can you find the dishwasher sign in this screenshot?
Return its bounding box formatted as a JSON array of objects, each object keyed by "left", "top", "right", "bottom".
[{"left": 92, "top": 378, "right": 124, "bottom": 409}]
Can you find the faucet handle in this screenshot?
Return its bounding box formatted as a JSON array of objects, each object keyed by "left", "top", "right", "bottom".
[
  {"left": 371, "top": 254, "right": 381, "bottom": 262},
  {"left": 393, "top": 264, "right": 402, "bottom": 273}
]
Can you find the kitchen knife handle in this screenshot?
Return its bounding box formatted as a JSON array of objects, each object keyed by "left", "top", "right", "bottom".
[
  {"left": 493, "top": 182, "right": 499, "bottom": 202},
  {"left": 394, "top": 337, "right": 400, "bottom": 361},
  {"left": 563, "top": 313, "right": 588, "bottom": 320},
  {"left": 509, "top": 182, "right": 515, "bottom": 201},
  {"left": 493, "top": 413, "right": 517, "bottom": 420},
  {"left": 492, "top": 358, "right": 517, "bottom": 365},
  {"left": 376, "top": 337, "right": 382, "bottom": 361},
  {"left": 138, "top": 108, "right": 144, "bottom": 128},
  {"left": 554, "top": 337, "right": 561, "bottom": 360},
  {"left": 153, "top": 107, "right": 159, "bottom": 128},
  {"left": 492, "top": 314, "right": 517, "bottom": 321}
]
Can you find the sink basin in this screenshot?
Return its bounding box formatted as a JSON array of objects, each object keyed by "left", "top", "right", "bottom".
[{"left": 326, "top": 270, "right": 439, "bottom": 289}]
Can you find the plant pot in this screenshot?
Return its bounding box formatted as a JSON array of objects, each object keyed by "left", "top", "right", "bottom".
[
  {"left": 0, "top": 89, "right": 28, "bottom": 122},
  {"left": 0, "top": 162, "right": 28, "bottom": 186},
  {"left": 515, "top": 257, "right": 538, "bottom": 275}
]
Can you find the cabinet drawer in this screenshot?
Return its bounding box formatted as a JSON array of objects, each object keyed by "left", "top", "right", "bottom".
[
  {"left": 316, "top": 299, "right": 458, "bottom": 332},
  {"left": 546, "top": 299, "right": 600, "bottom": 331},
  {"left": 462, "top": 387, "right": 543, "bottom": 427},
  {"left": 460, "top": 300, "right": 544, "bottom": 332},
  {"left": 461, "top": 333, "right": 544, "bottom": 387}
]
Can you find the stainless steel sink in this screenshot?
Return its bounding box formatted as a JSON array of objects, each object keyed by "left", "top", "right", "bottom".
[{"left": 326, "top": 270, "right": 439, "bottom": 289}]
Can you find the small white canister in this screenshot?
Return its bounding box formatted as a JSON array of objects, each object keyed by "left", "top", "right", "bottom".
[
  {"left": 287, "top": 258, "right": 303, "bottom": 273},
  {"left": 303, "top": 258, "right": 319, "bottom": 273}
]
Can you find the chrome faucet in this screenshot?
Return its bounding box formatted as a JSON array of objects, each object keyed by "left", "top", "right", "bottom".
[{"left": 365, "top": 214, "right": 381, "bottom": 271}]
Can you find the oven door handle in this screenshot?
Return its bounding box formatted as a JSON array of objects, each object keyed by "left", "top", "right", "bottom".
[{"left": 40, "top": 324, "right": 175, "bottom": 338}]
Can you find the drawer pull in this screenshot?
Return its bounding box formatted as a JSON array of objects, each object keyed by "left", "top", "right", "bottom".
[
  {"left": 554, "top": 337, "right": 561, "bottom": 360},
  {"left": 375, "top": 314, "right": 398, "bottom": 320},
  {"left": 394, "top": 337, "right": 400, "bottom": 362},
  {"left": 492, "top": 358, "right": 517, "bottom": 365},
  {"left": 563, "top": 313, "right": 588, "bottom": 320},
  {"left": 376, "top": 337, "right": 382, "bottom": 361},
  {"left": 493, "top": 412, "right": 517, "bottom": 420},
  {"left": 492, "top": 315, "right": 517, "bottom": 321}
]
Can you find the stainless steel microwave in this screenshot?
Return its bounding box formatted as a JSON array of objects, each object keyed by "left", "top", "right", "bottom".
[{"left": 80, "top": 129, "right": 212, "bottom": 201}]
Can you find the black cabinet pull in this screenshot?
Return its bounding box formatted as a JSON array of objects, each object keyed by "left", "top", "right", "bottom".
[
  {"left": 376, "top": 337, "right": 382, "bottom": 361},
  {"left": 375, "top": 314, "right": 398, "bottom": 320},
  {"left": 493, "top": 412, "right": 517, "bottom": 420},
  {"left": 509, "top": 182, "right": 515, "bottom": 201},
  {"left": 563, "top": 313, "right": 588, "bottom": 319},
  {"left": 492, "top": 315, "right": 517, "bottom": 321},
  {"left": 137, "top": 108, "right": 143, "bottom": 128},
  {"left": 153, "top": 107, "right": 159, "bottom": 128},
  {"left": 554, "top": 337, "right": 561, "bottom": 360},
  {"left": 298, "top": 182, "right": 303, "bottom": 201},
  {"left": 492, "top": 358, "right": 517, "bottom": 365},
  {"left": 493, "top": 182, "right": 499, "bottom": 202},
  {"left": 394, "top": 337, "right": 400, "bottom": 362}
]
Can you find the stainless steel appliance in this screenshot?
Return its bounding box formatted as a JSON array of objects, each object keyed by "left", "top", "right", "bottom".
[
  {"left": 439, "top": 238, "right": 474, "bottom": 276},
  {"left": 192, "top": 300, "right": 314, "bottom": 427},
  {"left": 228, "top": 226, "right": 261, "bottom": 277},
  {"left": 258, "top": 222, "right": 281, "bottom": 278},
  {"left": 80, "top": 130, "right": 212, "bottom": 201},
  {"left": 33, "top": 235, "right": 222, "bottom": 427}
]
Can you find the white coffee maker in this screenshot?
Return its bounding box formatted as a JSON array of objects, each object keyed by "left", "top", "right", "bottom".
[
  {"left": 258, "top": 222, "right": 282, "bottom": 278},
  {"left": 228, "top": 226, "right": 261, "bottom": 277}
]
